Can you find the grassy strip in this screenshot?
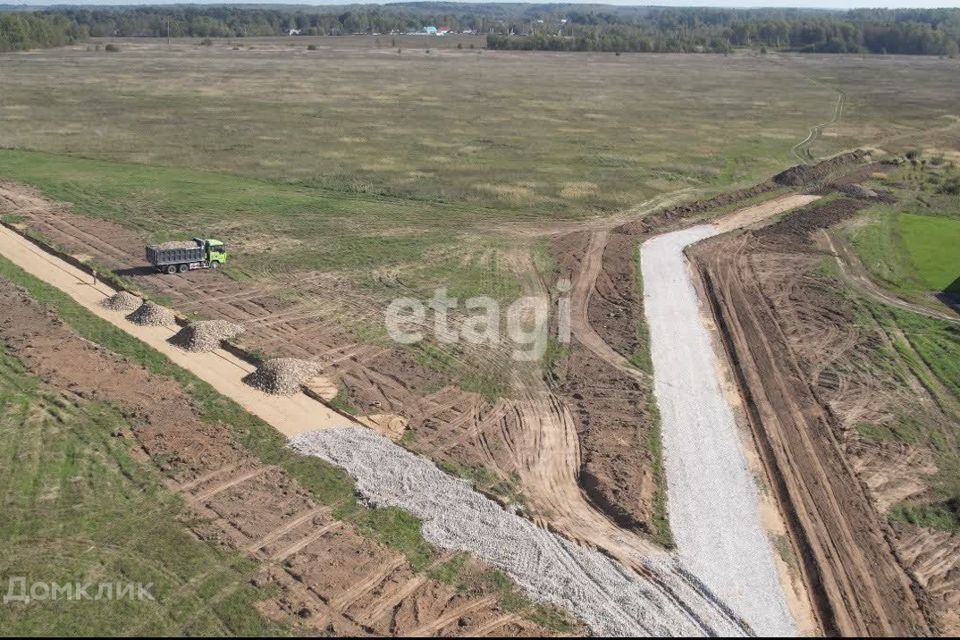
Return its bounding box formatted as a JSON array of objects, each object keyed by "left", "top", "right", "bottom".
[
  {"left": 0, "top": 253, "right": 575, "bottom": 630},
  {"left": 0, "top": 347, "right": 288, "bottom": 636},
  {"left": 631, "top": 249, "right": 673, "bottom": 548}
]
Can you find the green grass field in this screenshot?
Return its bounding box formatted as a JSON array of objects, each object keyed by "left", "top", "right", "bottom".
[
  {"left": 900, "top": 213, "right": 960, "bottom": 294},
  {"left": 0, "top": 347, "right": 287, "bottom": 636},
  {"left": 852, "top": 160, "right": 960, "bottom": 299}
]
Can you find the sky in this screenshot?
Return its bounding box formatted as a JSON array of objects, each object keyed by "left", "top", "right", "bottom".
[{"left": 8, "top": 0, "right": 960, "bottom": 8}]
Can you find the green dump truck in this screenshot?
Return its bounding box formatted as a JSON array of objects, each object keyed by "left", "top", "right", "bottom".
[{"left": 146, "top": 238, "right": 227, "bottom": 274}]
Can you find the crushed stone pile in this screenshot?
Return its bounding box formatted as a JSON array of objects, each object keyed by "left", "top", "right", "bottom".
[
  {"left": 100, "top": 291, "right": 142, "bottom": 312},
  {"left": 170, "top": 320, "right": 244, "bottom": 352},
  {"left": 290, "top": 427, "right": 751, "bottom": 637},
  {"left": 244, "top": 358, "right": 322, "bottom": 395},
  {"left": 155, "top": 240, "right": 198, "bottom": 249},
  {"left": 126, "top": 300, "right": 176, "bottom": 327}
]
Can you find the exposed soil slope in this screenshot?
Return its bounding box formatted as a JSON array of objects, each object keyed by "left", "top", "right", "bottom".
[
  {"left": 0, "top": 278, "right": 553, "bottom": 637},
  {"left": 688, "top": 198, "right": 935, "bottom": 636}
]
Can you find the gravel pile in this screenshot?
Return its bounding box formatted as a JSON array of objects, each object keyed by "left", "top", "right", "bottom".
[
  {"left": 170, "top": 320, "right": 244, "bottom": 352},
  {"left": 155, "top": 240, "right": 198, "bottom": 249},
  {"left": 126, "top": 301, "right": 176, "bottom": 327},
  {"left": 100, "top": 291, "right": 142, "bottom": 312},
  {"left": 244, "top": 358, "right": 321, "bottom": 395},
  {"left": 290, "top": 427, "right": 752, "bottom": 637}
]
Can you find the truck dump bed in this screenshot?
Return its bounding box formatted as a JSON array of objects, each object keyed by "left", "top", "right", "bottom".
[{"left": 146, "top": 240, "right": 204, "bottom": 266}]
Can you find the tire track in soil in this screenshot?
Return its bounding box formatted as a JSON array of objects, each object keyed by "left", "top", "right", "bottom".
[{"left": 690, "top": 220, "right": 934, "bottom": 636}]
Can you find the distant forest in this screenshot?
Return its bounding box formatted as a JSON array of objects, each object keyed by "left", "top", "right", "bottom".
[{"left": 1, "top": 4, "right": 960, "bottom": 56}]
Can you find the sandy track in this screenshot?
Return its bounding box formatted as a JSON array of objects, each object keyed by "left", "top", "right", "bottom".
[{"left": 0, "top": 224, "right": 349, "bottom": 437}]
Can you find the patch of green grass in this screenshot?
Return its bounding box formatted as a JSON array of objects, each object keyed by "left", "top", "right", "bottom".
[
  {"left": 889, "top": 499, "right": 960, "bottom": 533},
  {"left": 327, "top": 388, "right": 358, "bottom": 416},
  {"left": 0, "top": 347, "right": 287, "bottom": 636},
  {"left": 437, "top": 460, "right": 526, "bottom": 508},
  {"left": 899, "top": 213, "right": 960, "bottom": 293},
  {"left": 427, "top": 553, "right": 469, "bottom": 584},
  {"left": 631, "top": 246, "right": 672, "bottom": 548},
  {"left": 473, "top": 569, "right": 577, "bottom": 634}
]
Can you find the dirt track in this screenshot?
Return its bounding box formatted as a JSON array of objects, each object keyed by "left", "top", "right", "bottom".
[
  {"left": 0, "top": 223, "right": 350, "bottom": 436},
  {"left": 689, "top": 199, "right": 934, "bottom": 636}
]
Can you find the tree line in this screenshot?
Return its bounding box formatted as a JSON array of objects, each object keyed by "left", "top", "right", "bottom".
[
  {"left": 0, "top": 12, "right": 85, "bottom": 52},
  {"left": 487, "top": 7, "right": 960, "bottom": 55},
  {"left": 1, "top": 4, "right": 959, "bottom": 56}
]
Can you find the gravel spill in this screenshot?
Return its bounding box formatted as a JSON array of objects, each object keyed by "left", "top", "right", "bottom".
[
  {"left": 244, "top": 357, "right": 321, "bottom": 395},
  {"left": 290, "top": 427, "right": 751, "bottom": 637},
  {"left": 126, "top": 300, "right": 176, "bottom": 327},
  {"left": 170, "top": 320, "right": 244, "bottom": 352},
  {"left": 641, "top": 225, "right": 795, "bottom": 637},
  {"left": 100, "top": 291, "right": 142, "bottom": 312}
]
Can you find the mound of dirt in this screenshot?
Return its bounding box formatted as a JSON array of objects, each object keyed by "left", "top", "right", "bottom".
[
  {"left": 170, "top": 320, "right": 244, "bottom": 352},
  {"left": 838, "top": 183, "right": 879, "bottom": 199},
  {"left": 773, "top": 150, "right": 868, "bottom": 187},
  {"left": 127, "top": 300, "right": 175, "bottom": 327},
  {"left": 244, "top": 358, "right": 322, "bottom": 395},
  {"left": 100, "top": 290, "right": 142, "bottom": 312}
]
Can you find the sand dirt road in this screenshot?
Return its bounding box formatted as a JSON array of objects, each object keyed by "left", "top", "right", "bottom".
[{"left": 0, "top": 223, "right": 350, "bottom": 436}]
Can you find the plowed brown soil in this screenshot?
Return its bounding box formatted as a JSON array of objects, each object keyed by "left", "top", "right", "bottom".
[
  {"left": 688, "top": 198, "right": 939, "bottom": 636},
  {"left": 0, "top": 278, "right": 559, "bottom": 637}
]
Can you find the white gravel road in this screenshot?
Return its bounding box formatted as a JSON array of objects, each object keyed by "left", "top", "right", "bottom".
[
  {"left": 291, "top": 427, "right": 750, "bottom": 637},
  {"left": 640, "top": 225, "right": 795, "bottom": 637}
]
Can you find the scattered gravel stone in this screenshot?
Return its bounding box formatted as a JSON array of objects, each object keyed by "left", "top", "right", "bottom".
[
  {"left": 244, "top": 358, "right": 321, "bottom": 395},
  {"left": 126, "top": 300, "right": 176, "bottom": 327},
  {"left": 100, "top": 291, "right": 142, "bottom": 312},
  {"left": 290, "top": 427, "right": 752, "bottom": 637},
  {"left": 170, "top": 320, "right": 244, "bottom": 352}
]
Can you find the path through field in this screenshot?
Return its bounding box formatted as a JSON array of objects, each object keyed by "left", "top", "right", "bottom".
[{"left": 0, "top": 224, "right": 346, "bottom": 436}]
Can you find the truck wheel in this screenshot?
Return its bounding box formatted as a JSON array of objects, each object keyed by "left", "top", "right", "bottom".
[
  {"left": 178, "top": 264, "right": 189, "bottom": 273},
  {"left": 166, "top": 265, "right": 177, "bottom": 275},
  {"left": 210, "top": 261, "right": 220, "bottom": 270}
]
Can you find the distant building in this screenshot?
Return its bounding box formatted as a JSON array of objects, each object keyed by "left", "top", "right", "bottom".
[
  {"left": 423, "top": 26, "right": 438, "bottom": 35},
  {"left": 437, "top": 27, "right": 452, "bottom": 36},
  {"left": 288, "top": 29, "right": 302, "bottom": 36}
]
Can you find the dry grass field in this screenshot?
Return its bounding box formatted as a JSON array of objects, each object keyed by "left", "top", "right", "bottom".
[{"left": 3, "top": 36, "right": 960, "bottom": 635}]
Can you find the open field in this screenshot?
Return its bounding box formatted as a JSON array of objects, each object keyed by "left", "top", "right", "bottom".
[
  {"left": 3, "top": 34, "right": 960, "bottom": 636},
  {"left": 0, "top": 346, "right": 284, "bottom": 636}
]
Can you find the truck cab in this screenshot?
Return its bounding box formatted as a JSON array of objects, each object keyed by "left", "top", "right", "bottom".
[{"left": 200, "top": 238, "right": 227, "bottom": 269}]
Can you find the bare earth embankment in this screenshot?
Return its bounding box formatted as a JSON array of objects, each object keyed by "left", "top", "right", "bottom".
[{"left": 689, "top": 198, "right": 936, "bottom": 636}]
